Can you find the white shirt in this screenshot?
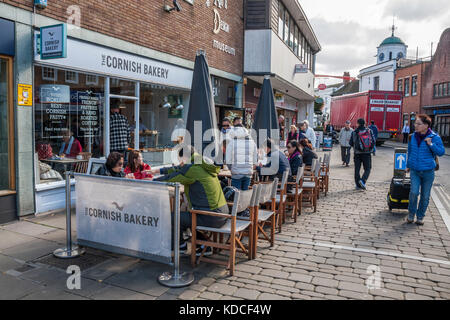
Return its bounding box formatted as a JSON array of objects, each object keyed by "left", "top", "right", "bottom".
[{"left": 305, "top": 127, "right": 317, "bottom": 147}]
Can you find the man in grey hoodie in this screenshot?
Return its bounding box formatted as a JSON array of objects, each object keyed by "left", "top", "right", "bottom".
[
  {"left": 339, "top": 120, "right": 353, "bottom": 167},
  {"left": 225, "top": 124, "right": 258, "bottom": 190}
]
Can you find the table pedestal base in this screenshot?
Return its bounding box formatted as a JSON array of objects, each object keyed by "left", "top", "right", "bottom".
[
  {"left": 158, "top": 271, "right": 194, "bottom": 288},
  {"left": 53, "top": 246, "right": 86, "bottom": 259}
]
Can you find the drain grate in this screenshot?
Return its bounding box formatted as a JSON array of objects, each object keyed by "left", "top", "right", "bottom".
[{"left": 34, "top": 252, "right": 110, "bottom": 271}]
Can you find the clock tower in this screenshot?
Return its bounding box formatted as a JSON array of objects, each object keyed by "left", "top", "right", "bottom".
[{"left": 377, "top": 24, "right": 408, "bottom": 64}]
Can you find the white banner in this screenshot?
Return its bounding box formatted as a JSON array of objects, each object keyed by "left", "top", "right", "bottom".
[
  {"left": 371, "top": 107, "right": 384, "bottom": 112},
  {"left": 387, "top": 107, "right": 400, "bottom": 112},
  {"left": 35, "top": 35, "right": 192, "bottom": 89},
  {"left": 75, "top": 175, "right": 172, "bottom": 263},
  {"left": 370, "top": 99, "right": 402, "bottom": 106}
]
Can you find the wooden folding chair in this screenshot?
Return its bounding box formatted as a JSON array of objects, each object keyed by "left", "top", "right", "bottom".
[
  {"left": 285, "top": 165, "right": 305, "bottom": 221},
  {"left": 190, "top": 188, "right": 256, "bottom": 276},
  {"left": 73, "top": 152, "right": 92, "bottom": 173},
  {"left": 319, "top": 153, "right": 330, "bottom": 196},
  {"left": 302, "top": 159, "right": 320, "bottom": 213},
  {"left": 275, "top": 170, "right": 289, "bottom": 232},
  {"left": 252, "top": 179, "right": 278, "bottom": 259}
]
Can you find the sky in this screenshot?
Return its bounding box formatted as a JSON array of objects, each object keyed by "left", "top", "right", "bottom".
[{"left": 299, "top": 0, "right": 450, "bottom": 87}]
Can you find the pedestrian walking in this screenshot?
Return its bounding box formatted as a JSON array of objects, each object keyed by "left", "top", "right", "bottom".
[
  {"left": 402, "top": 122, "right": 410, "bottom": 144},
  {"left": 303, "top": 120, "right": 317, "bottom": 149},
  {"left": 225, "top": 124, "right": 258, "bottom": 190},
  {"left": 278, "top": 115, "right": 286, "bottom": 141},
  {"left": 406, "top": 114, "right": 445, "bottom": 225},
  {"left": 287, "top": 125, "right": 299, "bottom": 145},
  {"left": 369, "top": 120, "right": 379, "bottom": 156},
  {"left": 339, "top": 120, "right": 353, "bottom": 167},
  {"left": 349, "top": 118, "right": 376, "bottom": 190},
  {"left": 110, "top": 103, "right": 131, "bottom": 160}
]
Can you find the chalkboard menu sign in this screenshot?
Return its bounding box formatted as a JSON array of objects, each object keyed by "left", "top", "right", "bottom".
[
  {"left": 40, "top": 84, "right": 71, "bottom": 139},
  {"left": 74, "top": 91, "right": 102, "bottom": 138}
]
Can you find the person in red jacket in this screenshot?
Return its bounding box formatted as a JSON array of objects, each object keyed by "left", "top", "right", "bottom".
[
  {"left": 59, "top": 129, "right": 82, "bottom": 158},
  {"left": 124, "top": 149, "right": 153, "bottom": 180}
]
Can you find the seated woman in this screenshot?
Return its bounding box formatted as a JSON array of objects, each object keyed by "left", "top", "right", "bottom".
[
  {"left": 299, "top": 138, "right": 318, "bottom": 167},
  {"left": 59, "top": 129, "right": 82, "bottom": 158},
  {"left": 124, "top": 150, "right": 153, "bottom": 180},
  {"left": 95, "top": 152, "right": 125, "bottom": 177},
  {"left": 287, "top": 140, "right": 303, "bottom": 176}
]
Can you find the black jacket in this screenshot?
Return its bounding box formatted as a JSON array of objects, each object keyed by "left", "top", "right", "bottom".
[
  {"left": 302, "top": 147, "right": 318, "bottom": 166},
  {"left": 288, "top": 152, "right": 303, "bottom": 176},
  {"left": 95, "top": 164, "right": 125, "bottom": 178}
]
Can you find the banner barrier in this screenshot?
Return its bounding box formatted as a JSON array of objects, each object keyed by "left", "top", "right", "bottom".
[{"left": 75, "top": 174, "right": 173, "bottom": 263}]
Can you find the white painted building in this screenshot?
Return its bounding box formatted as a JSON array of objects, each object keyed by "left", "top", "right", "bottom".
[{"left": 358, "top": 27, "right": 408, "bottom": 92}]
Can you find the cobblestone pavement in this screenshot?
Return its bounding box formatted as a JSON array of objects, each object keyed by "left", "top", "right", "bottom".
[{"left": 1, "top": 148, "right": 449, "bottom": 300}]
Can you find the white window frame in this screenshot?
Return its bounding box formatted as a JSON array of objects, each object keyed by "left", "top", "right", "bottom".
[
  {"left": 42, "top": 67, "right": 57, "bottom": 81},
  {"left": 65, "top": 71, "right": 79, "bottom": 84},
  {"left": 86, "top": 74, "right": 99, "bottom": 85},
  {"left": 411, "top": 75, "right": 418, "bottom": 96}
]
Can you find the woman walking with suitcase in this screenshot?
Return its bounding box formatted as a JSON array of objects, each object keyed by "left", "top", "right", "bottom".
[{"left": 406, "top": 114, "right": 445, "bottom": 225}]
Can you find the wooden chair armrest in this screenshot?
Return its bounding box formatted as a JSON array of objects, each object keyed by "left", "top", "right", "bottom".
[{"left": 190, "top": 209, "right": 231, "bottom": 219}]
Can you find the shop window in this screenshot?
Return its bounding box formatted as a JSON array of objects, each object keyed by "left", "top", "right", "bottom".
[
  {"left": 283, "top": 7, "right": 289, "bottom": 44},
  {"left": 65, "top": 71, "right": 78, "bottom": 84},
  {"left": 277, "top": 1, "right": 284, "bottom": 39},
  {"left": 86, "top": 74, "right": 98, "bottom": 85},
  {"left": 374, "top": 76, "right": 380, "bottom": 91},
  {"left": 439, "top": 83, "right": 443, "bottom": 97},
  {"left": 42, "top": 67, "right": 57, "bottom": 81},
  {"left": 411, "top": 76, "right": 417, "bottom": 96},
  {"left": 404, "top": 78, "right": 410, "bottom": 97},
  {"left": 34, "top": 66, "right": 105, "bottom": 185},
  {"left": 433, "top": 84, "right": 438, "bottom": 97},
  {"left": 397, "top": 79, "right": 403, "bottom": 92},
  {"left": 294, "top": 27, "right": 299, "bottom": 56}
]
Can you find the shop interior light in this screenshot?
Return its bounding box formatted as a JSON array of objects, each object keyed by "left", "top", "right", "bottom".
[{"left": 162, "top": 97, "right": 171, "bottom": 108}]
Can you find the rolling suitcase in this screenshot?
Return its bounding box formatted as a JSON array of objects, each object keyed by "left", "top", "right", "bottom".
[{"left": 387, "top": 176, "right": 410, "bottom": 211}]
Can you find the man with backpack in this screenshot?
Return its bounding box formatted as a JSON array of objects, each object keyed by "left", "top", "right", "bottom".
[{"left": 349, "top": 118, "right": 376, "bottom": 190}]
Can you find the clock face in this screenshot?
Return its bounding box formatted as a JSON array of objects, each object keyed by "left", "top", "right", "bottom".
[
  {"left": 397, "top": 52, "right": 404, "bottom": 59},
  {"left": 379, "top": 53, "right": 385, "bottom": 61}
]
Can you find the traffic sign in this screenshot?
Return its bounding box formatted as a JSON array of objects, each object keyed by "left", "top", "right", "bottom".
[
  {"left": 395, "top": 153, "right": 407, "bottom": 170},
  {"left": 318, "top": 84, "right": 327, "bottom": 90}
]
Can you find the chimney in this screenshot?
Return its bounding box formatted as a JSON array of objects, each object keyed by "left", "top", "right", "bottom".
[{"left": 343, "top": 72, "right": 350, "bottom": 84}]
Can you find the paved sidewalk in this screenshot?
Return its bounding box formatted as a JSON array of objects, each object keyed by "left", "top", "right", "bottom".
[{"left": 1, "top": 151, "right": 450, "bottom": 300}]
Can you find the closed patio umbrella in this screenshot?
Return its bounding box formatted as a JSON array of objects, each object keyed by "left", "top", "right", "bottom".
[
  {"left": 185, "top": 51, "right": 219, "bottom": 157},
  {"left": 252, "top": 76, "right": 279, "bottom": 147}
]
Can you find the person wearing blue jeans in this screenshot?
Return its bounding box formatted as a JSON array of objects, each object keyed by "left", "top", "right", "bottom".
[
  {"left": 406, "top": 114, "right": 445, "bottom": 225},
  {"left": 225, "top": 123, "right": 258, "bottom": 191},
  {"left": 231, "top": 176, "right": 251, "bottom": 191}
]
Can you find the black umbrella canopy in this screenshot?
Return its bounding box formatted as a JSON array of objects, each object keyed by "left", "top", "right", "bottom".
[
  {"left": 186, "top": 52, "right": 219, "bottom": 157},
  {"left": 252, "top": 76, "right": 279, "bottom": 147}
]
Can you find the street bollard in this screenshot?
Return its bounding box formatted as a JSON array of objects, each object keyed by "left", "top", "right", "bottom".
[
  {"left": 53, "top": 171, "right": 85, "bottom": 259},
  {"left": 158, "top": 183, "right": 194, "bottom": 288},
  {"left": 394, "top": 148, "right": 408, "bottom": 178}
]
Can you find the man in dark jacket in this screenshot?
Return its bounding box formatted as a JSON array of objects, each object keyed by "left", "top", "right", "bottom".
[
  {"left": 154, "top": 145, "right": 228, "bottom": 256},
  {"left": 349, "top": 118, "right": 376, "bottom": 190},
  {"left": 257, "top": 138, "right": 290, "bottom": 180},
  {"left": 368, "top": 120, "right": 379, "bottom": 156}
]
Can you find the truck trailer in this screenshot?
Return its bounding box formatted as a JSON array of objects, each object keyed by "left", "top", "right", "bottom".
[{"left": 330, "top": 90, "right": 403, "bottom": 145}]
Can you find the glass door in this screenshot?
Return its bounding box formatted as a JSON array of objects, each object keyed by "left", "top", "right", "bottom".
[
  {"left": 106, "top": 78, "right": 139, "bottom": 156},
  {"left": 0, "top": 56, "right": 14, "bottom": 193}
]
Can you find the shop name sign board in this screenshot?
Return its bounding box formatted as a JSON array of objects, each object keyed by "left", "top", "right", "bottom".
[
  {"left": 34, "top": 37, "right": 192, "bottom": 89},
  {"left": 295, "top": 64, "right": 308, "bottom": 74},
  {"left": 370, "top": 99, "right": 402, "bottom": 106},
  {"left": 76, "top": 175, "right": 172, "bottom": 263},
  {"left": 40, "top": 24, "right": 67, "bottom": 59}
]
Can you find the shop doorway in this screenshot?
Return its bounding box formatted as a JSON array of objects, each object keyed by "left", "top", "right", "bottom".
[
  {"left": 0, "top": 55, "right": 16, "bottom": 224},
  {"left": 107, "top": 78, "right": 139, "bottom": 156},
  {"left": 435, "top": 115, "right": 450, "bottom": 147}
]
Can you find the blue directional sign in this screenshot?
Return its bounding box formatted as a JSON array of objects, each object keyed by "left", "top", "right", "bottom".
[{"left": 395, "top": 153, "right": 407, "bottom": 170}]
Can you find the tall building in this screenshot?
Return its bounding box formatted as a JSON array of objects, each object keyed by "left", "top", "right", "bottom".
[
  {"left": 243, "top": 0, "right": 321, "bottom": 139},
  {"left": 358, "top": 25, "right": 408, "bottom": 92}
]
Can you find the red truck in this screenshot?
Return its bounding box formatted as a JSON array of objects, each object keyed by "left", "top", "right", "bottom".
[{"left": 330, "top": 90, "right": 403, "bottom": 145}]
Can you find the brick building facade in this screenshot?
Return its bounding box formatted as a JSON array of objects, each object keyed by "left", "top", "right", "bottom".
[
  {"left": 421, "top": 28, "right": 450, "bottom": 146},
  {"left": 0, "top": 0, "right": 246, "bottom": 221}
]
